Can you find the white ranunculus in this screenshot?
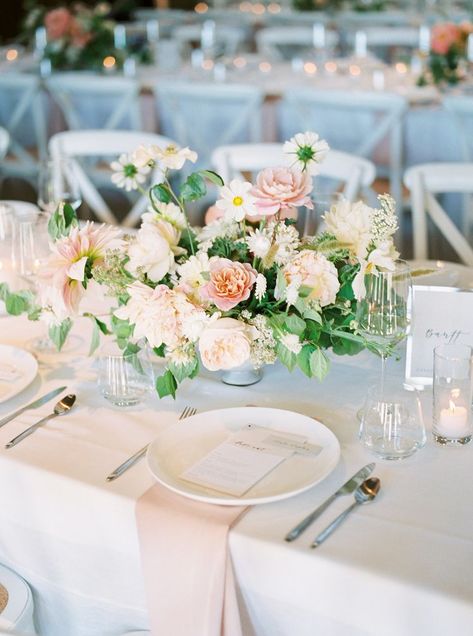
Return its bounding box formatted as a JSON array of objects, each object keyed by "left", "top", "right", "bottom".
[
  {"left": 198, "top": 317, "right": 255, "bottom": 371},
  {"left": 126, "top": 225, "right": 174, "bottom": 283},
  {"left": 324, "top": 199, "right": 374, "bottom": 260}
]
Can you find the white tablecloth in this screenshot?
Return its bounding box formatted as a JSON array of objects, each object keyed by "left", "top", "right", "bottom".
[{"left": 0, "top": 313, "right": 472, "bottom": 636}]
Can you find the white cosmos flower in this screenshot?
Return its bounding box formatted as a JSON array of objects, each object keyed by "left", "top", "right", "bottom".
[
  {"left": 132, "top": 144, "right": 197, "bottom": 171},
  {"left": 215, "top": 179, "right": 258, "bottom": 222},
  {"left": 283, "top": 131, "right": 330, "bottom": 175},
  {"left": 110, "top": 154, "right": 150, "bottom": 191}
]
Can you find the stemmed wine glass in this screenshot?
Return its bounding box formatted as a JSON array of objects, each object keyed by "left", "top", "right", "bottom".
[
  {"left": 355, "top": 259, "right": 412, "bottom": 394},
  {"left": 37, "top": 158, "right": 82, "bottom": 216}
]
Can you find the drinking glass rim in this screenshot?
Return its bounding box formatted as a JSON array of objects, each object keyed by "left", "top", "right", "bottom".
[{"left": 433, "top": 343, "right": 473, "bottom": 362}]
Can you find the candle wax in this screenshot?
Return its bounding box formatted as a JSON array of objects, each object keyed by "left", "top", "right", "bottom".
[{"left": 437, "top": 406, "right": 470, "bottom": 438}]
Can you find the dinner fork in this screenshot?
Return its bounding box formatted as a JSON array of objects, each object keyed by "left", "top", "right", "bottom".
[{"left": 106, "top": 406, "right": 197, "bottom": 482}]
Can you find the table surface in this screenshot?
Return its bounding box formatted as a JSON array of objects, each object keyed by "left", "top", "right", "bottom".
[{"left": 0, "top": 275, "right": 473, "bottom": 635}]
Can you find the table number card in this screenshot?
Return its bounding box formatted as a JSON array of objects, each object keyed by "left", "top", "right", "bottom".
[
  {"left": 180, "top": 424, "right": 322, "bottom": 497},
  {"left": 405, "top": 285, "right": 473, "bottom": 387}
]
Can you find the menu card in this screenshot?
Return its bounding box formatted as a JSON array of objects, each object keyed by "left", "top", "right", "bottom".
[{"left": 180, "top": 424, "right": 322, "bottom": 497}]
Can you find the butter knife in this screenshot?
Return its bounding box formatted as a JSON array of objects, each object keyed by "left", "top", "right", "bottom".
[
  {"left": 0, "top": 386, "right": 67, "bottom": 429},
  {"left": 284, "top": 462, "right": 375, "bottom": 542}
]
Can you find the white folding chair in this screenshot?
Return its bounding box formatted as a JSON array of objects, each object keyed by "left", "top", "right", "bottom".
[
  {"left": 443, "top": 95, "right": 473, "bottom": 162},
  {"left": 45, "top": 74, "right": 142, "bottom": 131},
  {"left": 172, "top": 22, "right": 247, "bottom": 57},
  {"left": 0, "top": 564, "right": 36, "bottom": 635},
  {"left": 154, "top": 82, "right": 263, "bottom": 168},
  {"left": 280, "top": 88, "right": 407, "bottom": 210},
  {"left": 49, "top": 130, "right": 176, "bottom": 226},
  {"left": 404, "top": 163, "right": 473, "bottom": 265},
  {"left": 347, "top": 26, "right": 420, "bottom": 61},
  {"left": 211, "top": 143, "right": 376, "bottom": 202},
  {"left": 255, "top": 26, "right": 339, "bottom": 61},
  {"left": 0, "top": 127, "right": 10, "bottom": 160},
  {"left": 0, "top": 73, "right": 47, "bottom": 179}
]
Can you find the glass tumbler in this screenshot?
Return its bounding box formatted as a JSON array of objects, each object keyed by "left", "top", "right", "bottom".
[
  {"left": 359, "top": 385, "right": 426, "bottom": 460},
  {"left": 98, "top": 343, "right": 154, "bottom": 407},
  {"left": 433, "top": 344, "right": 472, "bottom": 445}
]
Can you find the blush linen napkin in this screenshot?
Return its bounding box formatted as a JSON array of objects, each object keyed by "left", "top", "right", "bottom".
[{"left": 136, "top": 482, "right": 247, "bottom": 636}]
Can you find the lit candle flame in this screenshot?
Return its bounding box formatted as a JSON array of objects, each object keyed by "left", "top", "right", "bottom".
[
  {"left": 6, "top": 49, "right": 18, "bottom": 62},
  {"left": 103, "top": 56, "right": 116, "bottom": 69}
]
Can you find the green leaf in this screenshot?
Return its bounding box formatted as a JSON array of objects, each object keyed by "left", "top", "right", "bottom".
[
  {"left": 180, "top": 173, "right": 206, "bottom": 201},
  {"left": 5, "top": 293, "right": 28, "bottom": 316},
  {"left": 94, "top": 317, "right": 110, "bottom": 335},
  {"left": 150, "top": 183, "right": 171, "bottom": 205},
  {"left": 47, "top": 203, "right": 78, "bottom": 240},
  {"left": 310, "top": 348, "right": 330, "bottom": 381},
  {"left": 156, "top": 369, "right": 177, "bottom": 399},
  {"left": 110, "top": 315, "right": 133, "bottom": 349},
  {"left": 48, "top": 318, "right": 73, "bottom": 351},
  {"left": 284, "top": 314, "right": 306, "bottom": 336},
  {"left": 276, "top": 341, "right": 297, "bottom": 371},
  {"left": 89, "top": 319, "right": 100, "bottom": 355},
  {"left": 153, "top": 344, "right": 165, "bottom": 358},
  {"left": 303, "top": 307, "right": 323, "bottom": 323},
  {"left": 297, "top": 344, "right": 316, "bottom": 377},
  {"left": 199, "top": 169, "right": 224, "bottom": 187},
  {"left": 168, "top": 357, "right": 198, "bottom": 383},
  {"left": 305, "top": 319, "right": 321, "bottom": 344}
]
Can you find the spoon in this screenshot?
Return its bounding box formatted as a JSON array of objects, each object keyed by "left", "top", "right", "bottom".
[
  {"left": 5, "top": 394, "right": 76, "bottom": 449},
  {"left": 310, "top": 477, "right": 381, "bottom": 548}
]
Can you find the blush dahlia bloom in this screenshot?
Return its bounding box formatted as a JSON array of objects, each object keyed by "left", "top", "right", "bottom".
[
  {"left": 115, "top": 281, "right": 207, "bottom": 349},
  {"left": 198, "top": 317, "right": 254, "bottom": 371},
  {"left": 284, "top": 250, "right": 340, "bottom": 307},
  {"left": 200, "top": 257, "right": 257, "bottom": 311},
  {"left": 42, "top": 222, "right": 123, "bottom": 315},
  {"left": 251, "top": 166, "right": 313, "bottom": 216}
]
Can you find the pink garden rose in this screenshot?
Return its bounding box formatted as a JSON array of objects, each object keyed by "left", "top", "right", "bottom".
[
  {"left": 199, "top": 317, "right": 253, "bottom": 371},
  {"left": 200, "top": 257, "right": 257, "bottom": 311},
  {"left": 69, "top": 18, "right": 92, "bottom": 48},
  {"left": 44, "top": 8, "right": 73, "bottom": 40},
  {"left": 251, "top": 166, "right": 313, "bottom": 217},
  {"left": 431, "top": 23, "right": 462, "bottom": 55}
]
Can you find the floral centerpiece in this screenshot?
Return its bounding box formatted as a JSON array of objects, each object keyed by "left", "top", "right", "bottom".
[
  {"left": 22, "top": 2, "right": 151, "bottom": 71},
  {"left": 1, "top": 132, "right": 400, "bottom": 399},
  {"left": 418, "top": 22, "right": 473, "bottom": 86}
]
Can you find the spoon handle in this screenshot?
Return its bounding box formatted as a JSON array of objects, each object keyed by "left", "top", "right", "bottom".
[
  {"left": 5, "top": 412, "right": 56, "bottom": 449},
  {"left": 310, "top": 501, "right": 359, "bottom": 548}
]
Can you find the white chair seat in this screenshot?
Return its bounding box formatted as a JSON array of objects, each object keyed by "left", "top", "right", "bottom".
[
  {"left": 0, "top": 564, "right": 35, "bottom": 634},
  {"left": 0, "top": 127, "right": 9, "bottom": 160},
  {"left": 0, "top": 201, "right": 38, "bottom": 217},
  {"left": 404, "top": 162, "right": 473, "bottom": 265}
]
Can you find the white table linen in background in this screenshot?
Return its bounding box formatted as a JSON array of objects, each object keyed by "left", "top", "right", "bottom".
[{"left": 0, "top": 313, "right": 472, "bottom": 636}]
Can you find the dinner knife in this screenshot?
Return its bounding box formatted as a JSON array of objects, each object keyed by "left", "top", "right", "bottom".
[
  {"left": 284, "top": 462, "right": 375, "bottom": 542},
  {"left": 0, "top": 386, "right": 67, "bottom": 429}
]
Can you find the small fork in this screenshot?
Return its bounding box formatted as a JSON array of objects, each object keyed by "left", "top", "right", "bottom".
[{"left": 106, "top": 406, "right": 197, "bottom": 482}]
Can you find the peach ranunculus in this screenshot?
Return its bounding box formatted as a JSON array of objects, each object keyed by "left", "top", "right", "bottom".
[
  {"left": 284, "top": 250, "right": 340, "bottom": 307},
  {"left": 431, "top": 23, "right": 462, "bottom": 55},
  {"left": 251, "top": 166, "right": 313, "bottom": 217},
  {"left": 198, "top": 317, "right": 254, "bottom": 371},
  {"left": 44, "top": 8, "right": 73, "bottom": 40},
  {"left": 200, "top": 257, "right": 257, "bottom": 311}
]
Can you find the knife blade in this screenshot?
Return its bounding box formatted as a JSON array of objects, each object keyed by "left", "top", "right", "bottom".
[
  {"left": 0, "top": 386, "right": 67, "bottom": 429},
  {"left": 284, "top": 462, "right": 375, "bottom": 542}
]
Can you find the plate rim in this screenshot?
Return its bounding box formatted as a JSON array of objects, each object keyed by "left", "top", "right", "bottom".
[
  {"left": 0, "top": 344, "right": 38, "bottom": 405},
  {"left": 146, "top": 406, "right": 340, "bottom": 506}
]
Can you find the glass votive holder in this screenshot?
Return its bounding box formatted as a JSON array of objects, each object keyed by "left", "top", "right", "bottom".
[
  {"left": 433, "top": 344, "right": 473, "bottom": 445},
  {"left": 359, "top": 385, "right": 426, "bottom": 460},
  {"left": 98, "top": 342, "right": 154, "bottom": 407}
]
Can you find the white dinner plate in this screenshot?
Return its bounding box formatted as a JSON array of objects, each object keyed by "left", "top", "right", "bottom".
[
  {"left": 147, "top": 407, "right": 340, "bottom": 506},
  {"left": 0, "top": 345, "right": 38, "bottom": 404}
]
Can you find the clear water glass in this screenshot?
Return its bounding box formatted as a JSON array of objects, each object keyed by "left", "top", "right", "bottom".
[
  {"left": 38, "top": 158, "right": 81, "bottom": 215},
  {"left": 98, "top": 343, "right": 154, "bottom": 407},
  {"left": 300, "top": 192, "right": 343, "bottom": 237},
  {"left": 359, "top": 385, "right": 426, "bottom": 460}
]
